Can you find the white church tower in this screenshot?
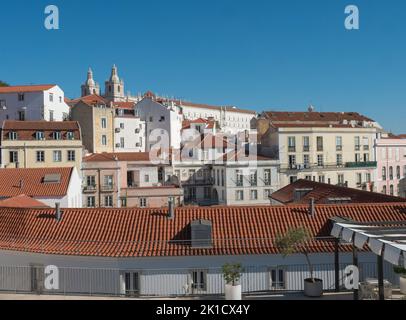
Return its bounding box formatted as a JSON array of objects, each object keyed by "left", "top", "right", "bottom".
[
  {"left": 81, "top": 68, "right": 100, "bottom": 96},
  {"left": 104, "top": 64, "right": 125, "bottom": 102}
]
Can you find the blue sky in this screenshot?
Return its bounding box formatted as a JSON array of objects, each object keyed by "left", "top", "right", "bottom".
[{"left": 1, "top": 0, "right": 405, "bottom": 133}]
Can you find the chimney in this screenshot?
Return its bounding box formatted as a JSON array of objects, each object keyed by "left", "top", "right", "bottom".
[
  {"left": 55, "top": 202, "right": 62, "bottom": 221},
  {"left": 309, "top": 198, "right": 315, "bottom": 217},
  {"left": 19, "top": 179, "right": 23, "bottom": 189},
  {"left": 168, "top": 199, "right": 175, "bottom": 219}
]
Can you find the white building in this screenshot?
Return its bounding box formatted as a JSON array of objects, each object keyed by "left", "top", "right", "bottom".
[
  {"left": 0, "top": 85, "right": 70, "bottom": 122},
  {"left": 0, "top": 203, "right": 403, "bottom": 296},
  {"left": 113, "top": 107, "right": 146, "bottom": 153},
  {"left": 0, "top": 167, "right": 82, "bottom": 208}
]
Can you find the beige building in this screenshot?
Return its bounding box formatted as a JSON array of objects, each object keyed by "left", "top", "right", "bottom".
[
  {"left": 82, "top": 152, "right": 183, "bottom": 208},
  {"left": 257, "top": 109, "right": 381, "bottom": 190},
  {"left": 0, "top": 121, "right": 83, "bottom": 173},
  {"left": 70, "top": 95, "right": 115, "bottom": 154}
]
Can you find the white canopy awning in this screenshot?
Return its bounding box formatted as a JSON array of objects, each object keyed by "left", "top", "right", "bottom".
[{"left": 331, "top": 222, "right": 406, "bottom": 267}]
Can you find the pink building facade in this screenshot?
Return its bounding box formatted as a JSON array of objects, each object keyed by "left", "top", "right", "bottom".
[{"left": 375, "top": 137, "right": 406, "bottom": 197}]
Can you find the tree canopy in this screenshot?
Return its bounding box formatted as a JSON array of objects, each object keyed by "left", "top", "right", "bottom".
[{"left": 0, "top": 81, "right": 10, "bottom": 87}]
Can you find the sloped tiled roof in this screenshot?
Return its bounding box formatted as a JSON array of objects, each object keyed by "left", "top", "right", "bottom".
[
  {"left": 0, "top": 203, "right": 405, "bottom": 257},
  {"left": 0, "top": 195, "right": 49, "bottom": 208},
  {"left": 0, "top": 167, "right": 73, "bottom": 197},
  {"left": 70, "top": 94, "right": 108, "bottom": 107},
  {"left": 0, "top": 85, "right": 55, "bottom": 94},
  {"left": 271, "top": 179, "right": 405, "bottom": 204},
  {"left": 113, "top": 101, "right": 135, "bottom": 110},
  {"left": 84, "top": 152, "right": 152, "bottom": 162},
  {"left": 264, "top": 111, "right": 374, "bottom": 123}
]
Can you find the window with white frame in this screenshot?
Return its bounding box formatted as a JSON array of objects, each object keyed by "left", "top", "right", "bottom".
[
  {"left": 191, "top": 270, "right": 207, "bottom": 291},
  {"left": 53, "top": 150, "right": 62, "bottom": 162},
  {"left": 102, "top": 135, "right": 107, "bottom": 146},
  {"left": 139, "top": 198, "right": 147, "bottom": 208},
  {"left": 67, "top": 150, "right": 75, "bottom": 161},
  {"left": 101, "top": 118, "right": 107, "bottom": 128},
  {"left": 9, "top": 151, "right": 18, "bottom": 163},
  {"left": 36, "top": 151, "right": 45, "bottom": 162},
  {"left": 250, "top": 189, "right": 258, "bottom": 200},
  {"left": 87, "top": 196, "right": 95, "bottom": 208},
  {"left": 123, "top": 272, "right": 140, "bottom": 296},
  {"left": 236, "top": 190, "right": 244, "bottom": 201},
  {"left": 269, "top": 267, "right": 286, "bottom": 290},
  {"left": 8, "top": 131, "right": 18, "bottom": 140},
  {"left": 104, "top": 195, "right": 113, "bottom": 207}
]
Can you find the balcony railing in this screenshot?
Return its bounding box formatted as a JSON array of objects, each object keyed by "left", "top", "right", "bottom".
[
  {"left": 83, "top": 185, "right": 97, "bottom": 193},
  {"left": 100, "top": 184, "right": 114, "bottom": 192},
  {"left": 303, "top": 146, "right": 310, "bottom": 152},
  {"left": 345, "top": 161, "right": 377, "bottom": 168},
  {"left": 288, "top": 146, "right": 296, "bottom": 152}
]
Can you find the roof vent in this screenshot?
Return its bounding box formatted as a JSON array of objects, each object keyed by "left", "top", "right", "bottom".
[
  {"left": 43, "top": 174, "right": 61, "bottom": 184},
  {"left": 168, "top": 198, "right": 175, "bottom": 219},
  {"left": 55, "top": 202, "right": 62, "bottom": 221},
  {"left": 191, "top": 219, "right": 212, "bottom": 248},
  {"left": 309, "top": 198, "right": 315, "bottom": 217}
]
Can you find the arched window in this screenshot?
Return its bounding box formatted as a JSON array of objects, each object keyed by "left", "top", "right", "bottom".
[
  {"left": 389, "top": 166, "right": 393, "bottom": 180},
  {"left": 382, "top": 186, "right": 387, "bottom": 194},
  {"left": 382, "top": 166, "right": 386, "bottom": 180},
  {"left": 396, "top": 166, "right": 400, "bottom": 179},
  {"left": 390, "top": 185, "right": 394, "bottom": 196}
]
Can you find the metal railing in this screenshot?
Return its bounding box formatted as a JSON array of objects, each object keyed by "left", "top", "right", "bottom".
[{"left": 0, "top": 262, "right": 399, "bottom": 298}]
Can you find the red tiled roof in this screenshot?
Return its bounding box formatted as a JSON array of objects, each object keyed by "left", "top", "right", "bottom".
[
  {"left": 271, "top": 179, "right": 405, "bottom": 204},
  {"left": 0, "top": 167, "right": 73, "bottom": 197},
  {"left": 113, "top": 101, "right": 135, "bottom": 110},
  {"left": 0, "top": 203, "right": 405, "bottom": 257},
  {"left": 70, "top": 94, "right": 108, "bottom": 107},
  {"left": 0, "top": 85, "right": 55, "bottom": 94},
  {"left": 2, "top": 121, "right": 81, "bottom": 141},
  {"left": 0, "top": 195, "right": 49, "bottom": 208},
  {"left": 83, "top": 152, "right": 152, "bottom": 162},
  {"left": 264, "top": 111, "right": 374, "bottom": 123}
]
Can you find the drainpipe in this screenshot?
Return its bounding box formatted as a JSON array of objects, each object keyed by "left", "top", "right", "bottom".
[{"left": 98, "top": 168, "right": 101, "bottom": 208}]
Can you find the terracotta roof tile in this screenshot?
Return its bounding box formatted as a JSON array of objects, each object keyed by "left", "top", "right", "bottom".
[
  {"left": 271, "top": 179, "right": 405, "bottom": 204},
  {"left": 0, "top": 195, "right": 49, "bottom": 208},
  {"left": 0, "top": 85, "right": 56, "bottom": 94},
  {"left": 0, "top": 203, "right": 405, "bottom": 257},
  {"left": 83, "top": 152, "right": 152, "bottom": 162},
  {"left": 265, "top": 111, "right": 374, "bottom": 123},
  {"left": 0, "top": 167, "right": 73, "bottom": 197}
]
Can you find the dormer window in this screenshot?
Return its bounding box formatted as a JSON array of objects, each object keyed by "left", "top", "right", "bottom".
[
  {"left": 35, "top": 131, "right": 45, "bottom": 140},
  {"left": 53, "top": 131, "right": 62, "bottom": 140},
  {"left": 66, "top": 131, "right": 74, "bottom": 140},
  {"left": 8, "top": 132, "right": 18, "bottom": 140}
]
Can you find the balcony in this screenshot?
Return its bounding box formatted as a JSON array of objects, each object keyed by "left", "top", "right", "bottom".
[
  {"left": 83, "top": 185, "right": 97, "bottom": 193},
  {"left": 100, "top": 184, "right": 114, "bottom": 192},
  {"left": 288, "top": 146, "right": 296, "bottom": 153},
  {"left": 355, "top": 145, "right": 361, "bottom": 151},
  {"left": 345, "top": 161, "right": 377, "bottom": 168},
  {"left": 303, "top": 146, "right": 310, "bottom": 152},
  {"left": 363, "top": 145, "right": 369, "bottom": 151}
]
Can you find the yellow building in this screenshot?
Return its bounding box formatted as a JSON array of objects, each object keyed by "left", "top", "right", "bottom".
[
  {"left": 1, "top": 121, "right": 83, "bottom": 173},
  {"left": 257, "top": 110, "right": 382, "bottom": 191},
  {"left": 70, "top": 95, "right": 115, "bottom": 154}
]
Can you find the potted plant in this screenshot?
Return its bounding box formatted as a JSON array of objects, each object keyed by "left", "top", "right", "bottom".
[
  {"left": 394, "top": 265, "right": 406, "bottom": 294},
  {"left": 222, "top": 263, "right": 243, "bottom": 300},
  {"left": 276, "top": 227, "right": 323, "bottom": 297}
]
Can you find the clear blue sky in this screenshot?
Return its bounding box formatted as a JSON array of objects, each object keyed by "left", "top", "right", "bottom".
[{"left": 1, "top": 0, "right": 405, "bottom": 133}]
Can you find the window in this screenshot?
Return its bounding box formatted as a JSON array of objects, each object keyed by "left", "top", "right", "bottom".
[
  {"left": 303, "top": 155, "right": 310, "bottom": 168},
  {"left": 101, "top": 118, "right": 107, "bottom": 129},
  {"left": 104, "top": 195, "right": 113, "bottom": 207},
  {"left": 396, "top": 166, "right": 401, "bottom": 179},
  {"left": 264, "top": 189, "right": 272, "bottom": 199},
  {"left": 357, "top": 173, "right": 362, "bottom": 185},
  {"left": 317, "top": 154, "right": 324, "bottom": 167},
  {"left": 59, "top": 96, "right": 62, "bottom": 103},
  {"left": 49, "top": 110, "right": 54, "bottom": 121},
  {"left": 288, "top": 137, "right": 296, "bottom": 152},
  {"left": 8, "top": 132, "right": 18, "bottom": 140},
  {"left": 289, "top": 155, "right": 296, "bottom": 169},
  {"left": 149, "top": 116, "right": 153, "bottom": 122},
  {"left": 159, "top": 116, "right": 165, "bottom": 122},
  {"left": 120, "top": 123, "right": 125, "bottom": 129},
  {"left": 382, "top": 186, "right": 387, "bottom": 194},
  {"left": 318, "top": 175, "right": 325, "bottom": 183},
  {"left": 86, "top": 176, "right": 96, "bottom": 187},
  {"left": 236, "top": 190, "right": 244, "bottom": 201},
  {"left": 338, "top": 174, "right": 345, "bottom": 185},
  {"left": 52, "top": 131, "right": 61, "bottom": 140},
  {"left": 120, "top": 137, "right": 125, "bottom": 148},
  {"left": 250, "top": 189, "right": 258, "bottom": 200},
  {"left": 35, "top": 131, "right": 45, "bottom": 140},
  {"left": 49, "top": 93, "right": 54, "bottom": 102},
  {"left": 18, "top": 111, "right": 25, "bottom": 121},
  {"left": 9, "top": 151, "right": 18, "bottom": 163},
  {"left": 336, "top": 136, "right": 343, "bottom": 151},
  {"left": 305, "top": 175, "right": 312, "bottom": 181},
  {"left": 66, "top": 131, "right": 74, "bottom": 140},
  {"left": 191, "top": 270, "right": 207, "bottom": 291},
  {"left": 102, "top": 135, "right": 107, "bottom": 146},
  {"left": 382, "top": 167, "right": 387, "bottom": 181},
  {"left": 366, "top": 173, "right": 371, "bottom": 183},
  {"left": 123, "top": 272, "right": 139, "bottom": 296},
  {"left": 139, "top": 198, "right": 147, "bottom": 208},
  {"left": 336, "top": 154, "right": 343, "bottom": 166},
  {"left": 269, "top": 267, "right": 286, "bottom": 290},
  {"left": 144, "top": 174, "right": 150, "bottom": 183},
  {"left": 120, "top": 198, "right": 127, "bottom": 207},
  {"left": 355, "top": 153, "right": 361, "bottom": 163},
  {"left": 87, "top": 196, "right": 95, "bottom": 208},
  {"left": 53, "top": 151, "right": 62, "bottom": 162},
  {"left": 290, "top": 176, "right": 298, "bottom": 184},
  {"left": 363, "top": 153, "right": 369, "bottom": 162},
  {"left": 316, "top": 136, "right": 323, "bottom": 151},
  {"left": 355, "top": 136, "right": 360, "bottom": 151},
  {"left": 235, "top": 170, "right": 243, "bottom": 187},
  {"left": 250, "top": 170, "right": 257, "bottom": 186},
  {"left": 104, "top": 175, "right": 113, "bottom": 188},
  {"left": 62, "top": 112, "right": 68, "bottom": 121},
  {"left": 18, "top": 93, "right": 24, "bottom": 101},
  {"left": 264, "top": 169, "right": 271, "bottom": 186},
  {"left": 390, "top": 185, "right": 394, "bottom": 196},
  {"left": 303, "top": 136, "right": 310, "bottom": 152},
  {"left": 36, "top": 151, "right": 45, "bottom": 162},
  {"left": 363, "top": 137, "right": 369, "bottom": 150},
  {"left": 389, "top": 167, "right": 393, "bottom": 180},
  {"left": 67, "top": 150, "right": 75, "bottom": 161}
]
